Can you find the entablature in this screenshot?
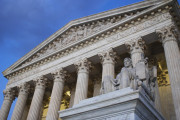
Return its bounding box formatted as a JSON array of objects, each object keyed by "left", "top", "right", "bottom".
[{"left": 3, "top": 0, "right": 180, "bottom": 88}]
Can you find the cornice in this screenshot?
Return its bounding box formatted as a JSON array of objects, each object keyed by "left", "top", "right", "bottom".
[{"left": 3, "top": 0, "right": 175, "bottom": 80}]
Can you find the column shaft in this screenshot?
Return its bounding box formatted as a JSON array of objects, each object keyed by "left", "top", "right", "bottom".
[
  {"left": 125, "top": 37, "right": 146, "bottom": 67},
  {"left": 69, "top": 87, "right": 75, "bottom": 108},
  {"left": 73, "top": 70, "right": 89, "bottom": 105},
  {"left": 0, "top": 89, "right": 15, "bottom": 120},
  {"left": 93, "top": 78, "right": 101, "bottom": 97},
  {"left": 163, "top": 40, "right": 180, "bottom": 119},
  {"left": 0, "top": 100, "right": 13, "bottom": 120},
  {"left": 131, "top": 50, "right": 143, "bottom": 67},
  {"left": 21, "top": 104, "right": 30, "bottom": 120},
  {"left": 159, "top": 85, "right": 176, "bottom": 120},
  {"left": 102, "top": 62, "right": 114, "bottom": 93},
  {"left": 154, "top": 81, "right": 161, "bottom": 113},
  {"left": 157, "top": 25, "right": 180, "bottom": 119},
  {"left": 98, "top": 48, "right": 117, "bottom": 94},
  {"left": 73, "top": 58, "right": 91, "bottom": 105},
  {"left": 27, "top": 77, "right": 47, "bottom": 120},
  {"left": 11, "top": 83, "right": 29, "bottom": 120},
  {"left": 46, "top": 69, "right": 66, "bottom": 120}
]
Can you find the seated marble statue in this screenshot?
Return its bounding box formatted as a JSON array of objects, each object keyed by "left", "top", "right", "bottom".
[{"left": 114, "top": 58, "right": 135, "bottom": 89}]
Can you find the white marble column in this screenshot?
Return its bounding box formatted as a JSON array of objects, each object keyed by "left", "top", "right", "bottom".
[
  {"left": 156, "top": 25, "right": 180, "bottom": 119},
  {"left": 73, "top": 58, "right": 91, "bottom": 105},
  {"left": 11, "top": 83, "right": 30, "bottom": 120},
  {"left": 93, "top": 78, "right": 101, "bottom": 96},
  {"left": 154, "top": 81, "right": 162, "bottom": 113},
  {"left": 21, "top": 103, "right": 30, "bottom": 120},
  {"left": 0, "top": 89, "right": 15, "bottom": 120},
  {"left": 125, "top": 37, "right": 146, "bottom": 67},
  {"left": 98, "top": 48, "right": 117, "bottom": 94},
  {"left": 159, "top": 85, "right": 176, "bottom": 120},
  {"left": 27, "top": 76, "right": 47, "bottom": 120},
  {"left": 46, "top": 68, "right": 66, "bottom": 120},
  {"left": 149, "top": 59, "right": 162, "bottom": 113},
  {"left": 69, "top": 86, "right": 75, "bottom": 108}
]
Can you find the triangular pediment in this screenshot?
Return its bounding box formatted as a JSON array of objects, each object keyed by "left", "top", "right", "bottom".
[{"left": 3, "top": 0, "right": 173, "bottom": 77}]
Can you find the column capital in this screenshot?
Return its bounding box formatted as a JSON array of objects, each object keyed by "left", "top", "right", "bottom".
[
  {"left": 74, "top": 58, "right": 92, "bottom": 73},
  {"left": 52, "top": 68, "right": 67, "bottom": 83},
  {"left": 98, "top": 48, "right": 117, "bottom": 64},
  {"left": 125, "top": 37, "right": 146, "bottom": 54},
  {"left": 156, "top": 24, "right": 178, "bottom": 45},
  {"left": 18, "top": 82, "right": 30, "bottom": 95},
  {"left": 3, "top": 88, "right": 15, "bottom": 101},
  {"left": 34, "top": 76, "right": 48, "bottom": 89}
]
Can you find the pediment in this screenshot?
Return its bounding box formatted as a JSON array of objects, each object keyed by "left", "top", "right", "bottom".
[{"left": 3, "top": 0, "right": 172, "bottom": 77}]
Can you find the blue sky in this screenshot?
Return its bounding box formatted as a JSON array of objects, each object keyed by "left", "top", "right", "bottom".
[{"left": 0, "top": 0, "right": 179, "bottom": 119}]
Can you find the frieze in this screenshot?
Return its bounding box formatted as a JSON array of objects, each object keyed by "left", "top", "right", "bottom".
[
  {"left": 7, "top": 6, "right": 172, "bottom": 83},
  {"left": 106, "top": 12, "right": 171, "bottom": 42},
  {"left": 19, "top": 11, "right": 141, "bottom": 68}
]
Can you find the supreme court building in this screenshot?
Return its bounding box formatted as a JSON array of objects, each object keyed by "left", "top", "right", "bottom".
[{"left": 1, "top": 0, "right": 180, "bottom": 120}]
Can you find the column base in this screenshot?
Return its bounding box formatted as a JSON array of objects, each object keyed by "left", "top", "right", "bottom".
[{"left": 59, "top": 87, "right": 164, "bottom": 120}]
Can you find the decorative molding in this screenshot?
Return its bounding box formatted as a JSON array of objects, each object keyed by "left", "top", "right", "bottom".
[
  {"left": 34, "top": 76, "right": 48, "bottom": 89},
  {"left": 3, "top": 88, "right": 15, "bottom": 101},
  {"left": 156, "top": 24, "right": 178, "bottom": 45},
  {"left": 18, "top": 82, "right": 30, "bottom": 95},
  {"left": 98, "top": 48, "right": 118, "bottom": 64},
  {"left": 52, "top": 68, "right": 67, "bottom": 83},
  {"left": 74, "top": 58, "right": 92, "bottom": 73},
  {"left": 7, "top": 5, "right": 172, "bottom": 84},
  {"left": 125, "top": 37, "right": 146, "bottom": 54}
]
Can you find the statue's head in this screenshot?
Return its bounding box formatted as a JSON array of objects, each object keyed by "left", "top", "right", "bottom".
[{"left": 124, "top": 58, "right": 132, "bottom": 67}]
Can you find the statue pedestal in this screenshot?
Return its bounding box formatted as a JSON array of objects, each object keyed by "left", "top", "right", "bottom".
[{"left": 59, "top": 87, "right": 164, "bottom": 120}]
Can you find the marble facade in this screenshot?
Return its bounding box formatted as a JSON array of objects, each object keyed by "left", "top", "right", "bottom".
[{"left": 0, "top": 0, "right": 180, "bottom": 120}]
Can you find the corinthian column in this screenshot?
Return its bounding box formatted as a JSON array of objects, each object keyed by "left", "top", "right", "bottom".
[
  {"left": 98, "top": 48, "right": 117, "bottom": 94},
  {"left": 73, "top": 58, "right": 91, "bottom": 105},
  {"left": 93, "top": 77, "right": 101, "bottom": 96},
  {"left": 156, "top": 25, "right": 180, "bottom": 119},
  {"left": 11, "top": 83, "right": 30, "bottom": 120},
  {"left": 125, "top": 37, "right": 146, "bottom": 67},
  {"left": 27, "top": 76, "right": 47, "bottom": 120},
  {"left": 0, "top": 88, "right": 15, "bottom": 120},
  {"left": 69, "top": 85, "right": 75, "bottom": 108},
  {"left": 46, "top": 68, "right": 66, "bottom": 120}
]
